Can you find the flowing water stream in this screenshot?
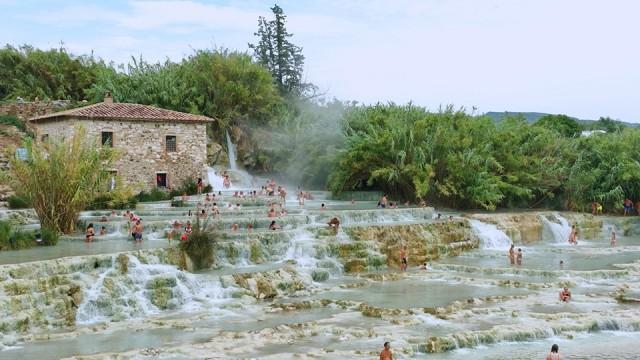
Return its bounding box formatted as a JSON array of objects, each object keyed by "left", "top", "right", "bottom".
[{"left": 1, "top": 191, "right": 639, "bottom": 359}]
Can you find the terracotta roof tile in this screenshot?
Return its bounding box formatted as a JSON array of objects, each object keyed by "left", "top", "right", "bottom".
[{"left": 29, "top": 102, "right": 214, "bottom": 123}]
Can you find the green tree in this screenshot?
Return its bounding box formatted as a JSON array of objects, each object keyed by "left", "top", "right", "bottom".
[
  {"left": 249, "top": 5, "right": 307, "bottom": 96},
  {"left": 0, "top": 44, "right": 105, "bottom": 101},
  {"left": 534, "top": 114, "right": 581, "bottom": 137},
  {"left": 593, "top": 116, "right": 626, "bottom": 133},
  {"left": 86, "top": 49, "right": 283, "bottom": 130}
]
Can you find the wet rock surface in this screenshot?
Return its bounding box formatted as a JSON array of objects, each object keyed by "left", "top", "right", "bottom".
[{"left": 0, "top": 195, "right": 639, "bottom": 359}]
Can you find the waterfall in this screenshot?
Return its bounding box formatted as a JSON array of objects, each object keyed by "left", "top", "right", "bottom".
[
  {"left": 540, "top": 214, "right": 571, "bottom": 243},
  {"left": 76, "top": 255, "right": 229, "bottom": 324},
  {"left": 206, "top": 166, "right": 226, "bottom": 190},
  {"left": 226, "top": 130, "right": 237, "bottom": 170},
  {"left": 469, "top": 220, "right": 512, "bottom": 250},
  {"left": 284, "top": 230, "right": 318, "bottom": 268}
]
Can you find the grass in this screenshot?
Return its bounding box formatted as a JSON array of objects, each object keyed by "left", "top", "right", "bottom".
[
  {"left": 7, "top": 195, "right": 30, "bottom": 209},
  {"left": 0, "top": 221, "right": 37, "bottom": 251},
  {"left": 178, "top": 218, "right": 219, "bottom": 271}
]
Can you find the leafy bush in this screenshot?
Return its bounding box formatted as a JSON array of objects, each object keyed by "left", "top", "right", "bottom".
[
  {"left": 7, "top": 195, "right": 30, "bottom": 209},
  {"left": 40, "top": 227, "right": 60, "bottom": 246},
  {"left": 178, "top": 218, "right": 218, "bottom": 271}
]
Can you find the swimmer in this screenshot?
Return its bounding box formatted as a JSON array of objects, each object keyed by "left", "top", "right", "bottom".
[
  {"left": 545, "top": 344, "right": 560, "bottom": 360},
  {"left": 419, "top": 262, "right": 428, "bottom": 270},
  {"left": 516, "top": 248, "right": 523, "bottom": 265},
  {"left": 99, "top": 226, "right": 107, "bottom": 236},
  {"left": 231, "top": 223, "right": 238, "bottom": 232},
  {"left": 399, "top": 245, "right": 408, "bottom": 272},
  {"left": 559, "top": 260, "right": 564, "bottom": 269},
  {"left": 508, "top": 244, "right": 515, "bottom": 265},
  {"left": 559, "top": 287, "right": 571, "bottom": 302},
  {"left": 380, "top": 342, "right": 393, "bottom": 360},
  {"left": 610, "top": 228, "right": 616, "bottom": 247},
  {"left": 328, "top": 217, "right": 340, "bottom": 230},
  {"left": 85, "top": 223, "right": 95, "bottom": 242},
  {"left": 269, "top": 220, "right": 280, "bottom": 231}
]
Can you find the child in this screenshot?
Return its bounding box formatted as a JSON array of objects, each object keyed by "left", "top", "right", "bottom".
[{"left": 516, "top": 248, "right": 523, "bottom": 265}]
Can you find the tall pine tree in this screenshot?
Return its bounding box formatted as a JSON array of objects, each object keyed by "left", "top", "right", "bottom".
[{"left": 249, "top": 5, "right": 307, "bottom": 96}]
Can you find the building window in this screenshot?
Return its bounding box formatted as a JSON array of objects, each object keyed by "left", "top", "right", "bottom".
[
  {"left": 156, "top": 173, "right": 167, "bottom": 188},
  {"left": 165, "top": 136, "right": 177, "bottom": 152},
  {"left": 101, "top": 131, "right": 113, "bottom": 147},
  {"left": 41, "top": 134, "right": 49, "bottom": 142}
]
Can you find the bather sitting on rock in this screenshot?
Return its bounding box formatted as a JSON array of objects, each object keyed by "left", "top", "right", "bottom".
[
  {"left": 328, "top": 217, "right": 340, "bottom": 229},
  {"left": 559, "top": 287, "right": 571, "bottom": 302}
]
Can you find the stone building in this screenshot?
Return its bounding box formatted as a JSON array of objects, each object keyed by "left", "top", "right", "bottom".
[{"left": 28, "top": 95, "right": 214, "bottom": 191}]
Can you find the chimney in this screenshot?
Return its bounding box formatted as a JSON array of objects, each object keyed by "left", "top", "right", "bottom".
[{"left": 104, "top": 92, "right": 114, "bottom": 104}]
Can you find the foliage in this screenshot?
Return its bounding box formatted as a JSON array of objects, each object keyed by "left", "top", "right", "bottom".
[
  {"left": 0, "top": 221, "right": 36, "bottom": 251},
  {"left": 589, "top": 116, "right": 627, "bottom": 133},
  {"left": 40, "top": 227, "right": 60, "bottom": 246},
  {"left": 6, "top": 126, "right": 116, "bottom": 233},
  {"left": 0, "top": 115, "right": 26, "bottom": 132},
  {"left": 178, "top": 218, "right": 218, "bottom": 271},
  {"left": 171, "top": 200, "right": 185, "bottom": 208},
  {"left": 328, "top": 103, "right": 640, "bottom": 212},
  {"left": 134, "top": 188, "right": 171, "bottom": 203},
  {"left": 7, "top": 194, "right": 30, "bottom": 209},
  {"left": 0, "top": 44, "right": 105, "bottom": 101},
  {"left": 249, "top": 5, "right": 309, "bottom": 96},
  {"left": 86, "top": 50, "right": 283, "bottom": 131},
  {"left": 534, "top": 114, "right": 582, "bottom": 137}
]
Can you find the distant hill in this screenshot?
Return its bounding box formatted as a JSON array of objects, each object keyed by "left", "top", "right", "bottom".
[{"left": 483, "top": 111, "right": 637, "bottom": 128}]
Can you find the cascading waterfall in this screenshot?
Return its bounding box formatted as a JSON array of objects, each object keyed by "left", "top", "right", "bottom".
[
  {"left": 76, "top": 255, "right": 230, "bottom": 324},
  {"left": 469, "top": 219, "right": 513, "bottom": 249},
  {"left": 284, "top": 230, "right": 318, "bottom": 268},
  {"left": 226, "top": 130, "right": 237, "bottom": 171},
  {"left": 540, "top": 213, "right": 572, "bottom": 243}
]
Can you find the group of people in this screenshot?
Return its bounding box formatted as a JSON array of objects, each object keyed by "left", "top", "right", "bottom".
[
  {"left": 593, "top": 198, "right": 640, "bottom": 216},
  {"left": 167, "top": 220, "right": 193, "bottom": 241},
  {"left": 508, "top": 244, "right": 523, "bottom": 265}
]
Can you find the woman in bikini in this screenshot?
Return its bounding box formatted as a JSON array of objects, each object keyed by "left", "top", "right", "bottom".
[{"left": 85, "top": 223, "right": 95, "bottom": 242}]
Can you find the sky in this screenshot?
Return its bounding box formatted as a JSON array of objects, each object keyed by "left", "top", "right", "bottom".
[{"left": 3, "top": 0, "right": 640, "bottom": 121}]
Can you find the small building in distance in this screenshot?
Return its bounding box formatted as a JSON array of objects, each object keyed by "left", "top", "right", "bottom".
[{"left": 28, "top": 94, "right": 214, "bottom": 191}]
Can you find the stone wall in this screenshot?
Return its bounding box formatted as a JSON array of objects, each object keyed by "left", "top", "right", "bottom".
[
  {"left": 0, "top": 100, "right": 74, "bottom": 121},
  {"left": 33, "top": 118, "right": 208, "bottom": 191}
]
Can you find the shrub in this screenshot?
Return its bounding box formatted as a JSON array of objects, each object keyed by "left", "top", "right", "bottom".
[
  {"left": 0, "top": 115, "right": 26, "bottom": 132},
  {"left": 178, "top": 218, "right": 218, "bottom": 271},
  {"left": 0, "top": 221, "right": 36, "bottom": 251},
  {"left": 7, "top": 127, "right": 116, "bottom": 234},
  {"left": 40, "top": 227, "right": 60, "bottom": 246},
  {"left": 86, "top": 193, "right": 137, "bottom": 210},
  {"left": 171, "top": 200, "right": 185, "bottom": 207},
  {"left": 135, "top": 188, "right": 171, "bottom": 202},
  {"left": 7, "top": 195, "right": 30, "bottom": 209},
  {"left": 0, "top": 221, "right": 11, "bottom": 250}
]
